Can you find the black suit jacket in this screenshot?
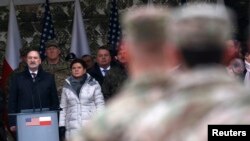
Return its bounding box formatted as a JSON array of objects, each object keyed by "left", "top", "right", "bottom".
[
  {"left": 88, "top": 63, "right": 105, "bottom": 85},
  {"left": 8, "top": 67, "right": 59, "bottom": 126},
  {"left": 88, "top": 62, "right": 119, "bottom": 85}
]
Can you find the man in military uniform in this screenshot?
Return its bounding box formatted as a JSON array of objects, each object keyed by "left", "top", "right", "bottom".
[
  {"left": 42, "top": 40, "right": 70, "bottom": 99},
  {"left": 72, "top": 4, "right": 250, "bottom": 141}
]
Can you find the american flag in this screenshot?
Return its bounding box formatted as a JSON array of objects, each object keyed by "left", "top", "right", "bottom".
[
  {"left": 39, "top": 0, "right": 55, "bottom": 60},
  {"left": 107, "top": 0, "right": 122, "bottom": 52}
]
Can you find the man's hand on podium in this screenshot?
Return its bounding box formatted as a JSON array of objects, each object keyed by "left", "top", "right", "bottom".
[{"left": 10, "top": 126, "right": 16, "bottom": 132}]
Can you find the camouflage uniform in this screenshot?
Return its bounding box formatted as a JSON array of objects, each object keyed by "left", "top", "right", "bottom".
[
  {"left": 72, "top": 67, "right": 250, "bottom": 141},
  {"left": 101, "top": 65, "right": 128, "bottom": 102},
  {"left": 42, "top": 59, "right": 70, "bottom": 99}
]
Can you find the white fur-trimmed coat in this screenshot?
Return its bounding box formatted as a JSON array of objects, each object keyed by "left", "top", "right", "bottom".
[{"left": 59, "top": 74, "right": 105, "bottom": 139}]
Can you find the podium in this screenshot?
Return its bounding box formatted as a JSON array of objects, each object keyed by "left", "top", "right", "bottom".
[{"left": 16, "top": 110, "right": 59, "bottom": 141}]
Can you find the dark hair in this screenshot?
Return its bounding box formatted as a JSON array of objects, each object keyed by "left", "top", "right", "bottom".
[
  {"left": 27, "top": 49, "right": 41, "bottom": 58},
  {"left": 98, "top": 45, "right": 111, "bottom": 53},
  {"left": 70, "top": 59, "right": 87, "bottom": 69},
  {"left": 180, "top": 43, "right": 224, "bottom": 68}
]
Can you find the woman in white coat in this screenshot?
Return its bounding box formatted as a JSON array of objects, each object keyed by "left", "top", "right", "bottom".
[{"left": 59, "top": 59, "right": 105, "bottom": 140}]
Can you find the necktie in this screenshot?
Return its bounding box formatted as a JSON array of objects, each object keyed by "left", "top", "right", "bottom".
[
  {"left": 103, "top": 69, "right": 108, "bottom": 76},
  {"left": 31, "top": 73, "right": 36, "bottom": 82}
]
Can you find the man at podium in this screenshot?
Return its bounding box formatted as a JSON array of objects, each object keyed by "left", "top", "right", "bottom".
[{"left": 7, "top": 50, "right": 59, "bottom": 136}]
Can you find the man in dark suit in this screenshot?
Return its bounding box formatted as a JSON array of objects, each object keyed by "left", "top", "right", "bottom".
[
  {"left": 88, "top": 46, "right": 113, "bottom": 85},
  {"left": 8, "top": 50, "right": 59, "bottom": 133},
  {"left": 0, "top": 89, "right": 7, "bottom": 141}
]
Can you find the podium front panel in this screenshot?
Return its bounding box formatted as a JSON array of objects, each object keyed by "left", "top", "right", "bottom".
[{"left": 17, "top": 111, "right": 59, "bottom": 141}]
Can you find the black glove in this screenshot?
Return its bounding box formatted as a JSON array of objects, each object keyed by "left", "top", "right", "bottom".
[{"left": 59, "top": 126, "right": 66, "bottom": 141}]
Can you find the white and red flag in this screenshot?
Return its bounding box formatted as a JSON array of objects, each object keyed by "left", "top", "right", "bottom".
[{"left": 1, "top": 0, "right": 22, "bottom": 88}]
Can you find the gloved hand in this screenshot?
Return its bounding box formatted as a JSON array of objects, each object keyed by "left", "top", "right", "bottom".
[{"left": 59, "top": 126, "right": 66, "bottom": 141}]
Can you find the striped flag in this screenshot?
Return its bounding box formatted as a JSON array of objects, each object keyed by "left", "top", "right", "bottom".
[
  {"left": 107, "top": 0, "right": 122, "bottom": 51},
  {"left": 39, "top": 0, "right": 55, "bottom": 60},
  {"left": 70, "top": 0, "right": 90, "bottom": 58},
  {"left": 25, "top": 116, "right": 52, "bottom": 126},
  {"left": 1, "top": 0, "right": 22, "bottom": 88}
]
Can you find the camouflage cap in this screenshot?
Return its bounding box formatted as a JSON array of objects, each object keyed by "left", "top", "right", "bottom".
[
  {"left": 45, "top": 39, "right": 59, "bottom": 49},
  {"left": 170, "top": 3, "right": 234, "bottom": 49},
  {"left": 122, "top": 5, "right": 171, "bottom": 45}
]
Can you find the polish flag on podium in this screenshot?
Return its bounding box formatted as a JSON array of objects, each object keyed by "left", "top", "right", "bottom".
[{"left": 26, "top": 116, "right": 52, "bottom": 126}]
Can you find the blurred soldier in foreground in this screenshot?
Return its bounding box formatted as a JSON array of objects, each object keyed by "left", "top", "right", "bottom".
[
  {"left": 120, "top": 4, "right": 250, "bottom": 141},
  {"left": 72, "top": 5, "right": 174, "bottom": 141},
  {"left": 42, "top": 40, "right": 70, "bottom": 99}
]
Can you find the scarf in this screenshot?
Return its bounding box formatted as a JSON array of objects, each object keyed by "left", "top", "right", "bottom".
[{"left": 69, "top": 74, "right": 87, "bottom": 97}]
